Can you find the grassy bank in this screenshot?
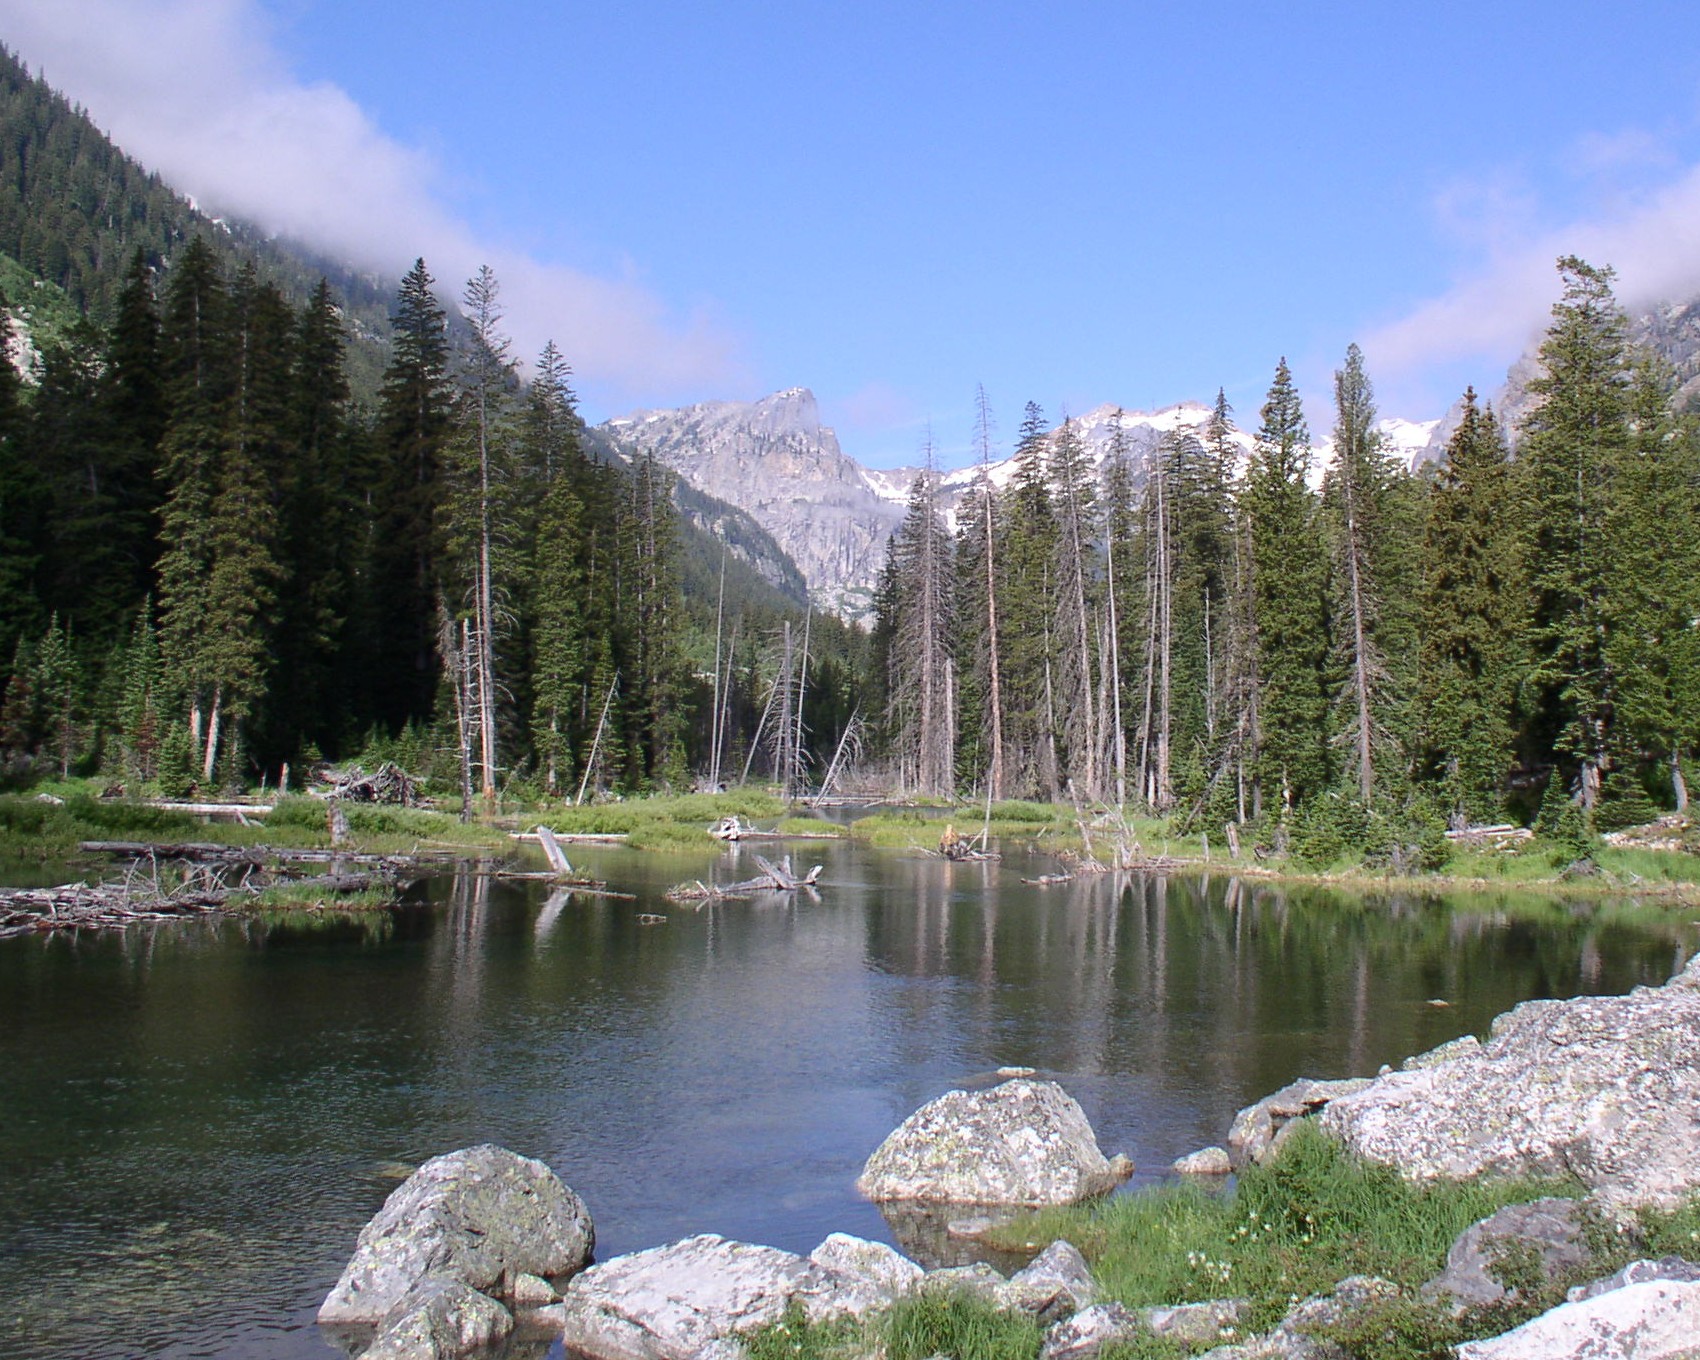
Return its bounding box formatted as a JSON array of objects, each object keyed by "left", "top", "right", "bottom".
[{"left": 748, "top": 1126, "right": 1700, "bottom": 1360}]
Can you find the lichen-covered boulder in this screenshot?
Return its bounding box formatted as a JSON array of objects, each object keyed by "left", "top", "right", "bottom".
[
  {"left": 1007, "top": 1240, "right": 1096, "bottom": 1320},
  {"left": 1420, "top": 1198, "right": 1591, "bottom": 1311},
  {"left": 552, "top": 1233, "right": 883, "bottom": 1360},
  {"left": 1322, "top": 953, "right": 1700, "bottom": 1211},
  {"left": 1454, "top": 1279, "right": 1700, "bottom": 1359},
  {"left": 808, "top": 1233, "right": 923, "bottom": 1300},
  {"left": 857, "top": 1079, "right": 1130, "bottom": 1205},
  {"left": 360, "top": 1278, "right": 514, "bottom": 1360},
  {"left": 318, "top": 1144, "right": 594, "bottom": 1324},
  {"left": 1040, "top": 1303, "right": 1144, "bottom": 1360},
  {"left": 1226, "top": 1078, "right": 1370, "bottom": 1171}
]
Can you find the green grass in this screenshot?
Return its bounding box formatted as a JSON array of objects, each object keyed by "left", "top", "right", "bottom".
[
  {"left": 745, "top": 1292, "right": 1045, "bottom": 1360},
  {"left": 534, "top": 791, "right": 790, "bottom": 849},
  {"left": 243, "top": 883, "right": 397, "bottom": 912},
  {"left": 742, "top": 1127, "right": 1700, "bottom": 1360},
  {"left": 989, "top": 1125, "right": 1579, "bottom": 1334}
]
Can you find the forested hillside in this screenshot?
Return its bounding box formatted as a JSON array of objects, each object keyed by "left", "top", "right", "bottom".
[
  {"left": 876, "top": 258, "right": 1700, "bottom": 851},
  {"left": 0, "top": 49, "right": 866, "bottom": 805}
]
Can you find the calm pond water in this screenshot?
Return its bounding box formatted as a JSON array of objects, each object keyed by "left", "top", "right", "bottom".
[{"left": 2, "top": 838, "right": 1696, "bottom": 1359}]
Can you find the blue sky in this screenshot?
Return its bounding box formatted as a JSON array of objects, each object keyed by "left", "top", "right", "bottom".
[{"left": 7, "top": 1, "right": 1700, "bottom": 465}]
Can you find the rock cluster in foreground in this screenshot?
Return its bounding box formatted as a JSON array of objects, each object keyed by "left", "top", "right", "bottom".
[{"left": 321, "top": 955, "right": 1700, "bottom": 1358}]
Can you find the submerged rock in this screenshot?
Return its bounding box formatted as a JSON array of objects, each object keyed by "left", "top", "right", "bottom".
[
  {"left": 318, "top": 1144, "right": 594, "bottom": 1325},
  {"left": 360, "top": 1277, "right": 514, "bottom": 1360},
  {"left": 1173, "top": 1146, "right": 1233, "bottom": 1176},
  {"left": 857, "top": 1079, "right": 1131, "bottom": 1205},
  {"left": 1454, "top": 1279, "right": 1700, "bottom": 1359},
  {"left": 553, "top": 1232, "right": 884, "bottom": 1360},
  {"left": 1421, "top": 1198, "right": 1591, "bottom": 1310},
  {"left": 1322, "top": 952, "right": 1700, "bottom": 1210}
]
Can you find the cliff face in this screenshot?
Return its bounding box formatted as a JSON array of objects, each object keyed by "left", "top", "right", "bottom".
[{"left": 599, "top": 388, "right": 903, "bottom": 622}]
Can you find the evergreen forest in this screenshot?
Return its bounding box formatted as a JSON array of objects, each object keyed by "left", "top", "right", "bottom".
[
  {"left": 3, "top": 42, "right": 1698, "bottom": 849},
  {"left": 874, "top": 258, "right": 1700, "bottom": 854}
]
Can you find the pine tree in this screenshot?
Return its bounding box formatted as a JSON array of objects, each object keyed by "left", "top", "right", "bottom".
[
  {"left": 154, "top": 236, "right": 232, "bottom": 776},
  {"left": 371, "top": 258, "right": 451, "bottom": 731},
  {"left": 885, "top": 461, "right": 956, "bottom": 797},
  {"left": 1519, "top": 257, "right": 1633, "bottom": 811},
  {"left": 1416, "top": 390, "right": 1525, "bottom": 823},
  {"left": 999, "top": 402, "right": 1059, "bottom": 797},
  {"left": 1049, "top": 417, "right": 1100, "bottom": 801},
  {"left": 1320, "top": 343, "right": 1420, "bottom": 805},
  {"left": 1242, "top": 358, "right": 1331, "bottom": 817}
]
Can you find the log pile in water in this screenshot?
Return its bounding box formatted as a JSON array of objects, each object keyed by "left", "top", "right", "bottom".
[{"left": 665, "top": 853, "right": 823, "bottom": 903}]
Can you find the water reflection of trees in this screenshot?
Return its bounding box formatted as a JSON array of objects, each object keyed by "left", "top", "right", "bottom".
[{"left": 861, "top": 863, "right": 1698, "bottom": 1107}]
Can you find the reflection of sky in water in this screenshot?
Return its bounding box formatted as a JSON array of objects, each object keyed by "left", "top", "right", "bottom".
[{"left": 1, "top": 839, "right": 1693, "bottom": 1358}]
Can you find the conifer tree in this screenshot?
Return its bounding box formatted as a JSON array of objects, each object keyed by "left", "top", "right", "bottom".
[
  {"left": 1519, "top": 257, "right": 1633, "bottom": 811},
  {"left": 885, "top": 461, "right": 956, "bottom": 797},
  {"left": 1050, "top": 417, "right": 1100, "bottom": 800},
  {"left": 371, "top": 258, "right": 451, "bottom": 730},
  {"left": 1416, "top": 390, "right": 1525, "bottom": 822},
  {"left": 999, "top": 402, "right": 1060, "bottom": 797},
  {"left": 1320, "top": 343, "right": 1420, "bottom": 805},
  {"left": 1242, "top": 358, "right": 1331, "bottom": 816},
  {"left": 154, "top": 236, "right": 232, "bottom": 775}
]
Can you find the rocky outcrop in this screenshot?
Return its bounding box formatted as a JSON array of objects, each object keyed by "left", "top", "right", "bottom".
[
  {"left": 359, "top": 1278, "right": 514, "bottom": 1360},
  {"left": 550, "top": 1232, "right": 898, "bottom": 1360},
  {"left": 1321, "top": 953, "right": 1700, "bottom": 1210},
  {"left": 318, "top": 1144, "right": 594, "bottom": 1324},
  {"left": 857, "top": 1079, "right": 1131, "bottom": 1205},
  {"left": 1420, "top": 1199, "right": 1591, "bottom": 1310},
  {"left": 1225, "top": 1078, "right": 1370, "bottom": 1170},
  {"left": 1454, "top": 1279, "right": 1700, "bottom": 1359}
]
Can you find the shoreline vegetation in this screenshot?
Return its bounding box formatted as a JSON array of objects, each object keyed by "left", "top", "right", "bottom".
[{"left": 2, "top": 782, "right": 1699, "bottom": 915}]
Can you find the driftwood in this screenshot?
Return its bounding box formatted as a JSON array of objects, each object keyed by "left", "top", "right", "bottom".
[
  {"left": 1021, "top": 872, "right": 1075, "bottom": 886},
  {"left": 664, "top": 853, "right": 822, "bottom": 903},
  {"left": 534, "top": 825, "right": 575, "bottom": 875},
  {"left": 317, "top": 762, "right": 420, "bottom": 806},
  {"left": 0, "top": 864, "right": 404, "bottom": 939},
  {"left": 509, "top": 831, "right": 629, "bottom": 845},
  {"left": 78, "top": 841, "right": 460, "bottom": 867}
]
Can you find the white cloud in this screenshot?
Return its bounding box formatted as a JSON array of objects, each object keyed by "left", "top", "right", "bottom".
[
  {"left": 1364, "top": 149, "right": 1700, "bottom": 403},
  {"left": 0, "top": 0, "right": 744, "bottom": 400}
]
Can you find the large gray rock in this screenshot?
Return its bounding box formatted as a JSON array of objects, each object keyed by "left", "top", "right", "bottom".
[
  {"left": 1040, "top": 1303, "right": 1143, "bottom": 1360},
  {"left": 1454, "top": 1279, "right": 1700, "bottom": 1359},
  {"left": 552, "top": 1233, "right": 883, "bottom": 1360},
  {"left": 318, "top": 1145, "right": 594, "bottom": 1324},
  {"left": 808, "top": 1232, "right": 923, "bottom": 1300},
  {"left": 1322, "top": 953, "right": 1700, "bottom": 1211},
  {"left": 857, "top": 1079, "right": 1131, "bottom": 1205},
  {"left": 1007, "top": 1240, "right": 1096, "bottom": 1320},
  {"left": 360, "top": 1278, "right": 514, "bottom": 1360},
  {"left": 1421, "top": 1198, "right": 1592, "bottom": 1310},
  {"left": 1227, "top": 1079, "right": 1371, "bottom": 1171}
]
